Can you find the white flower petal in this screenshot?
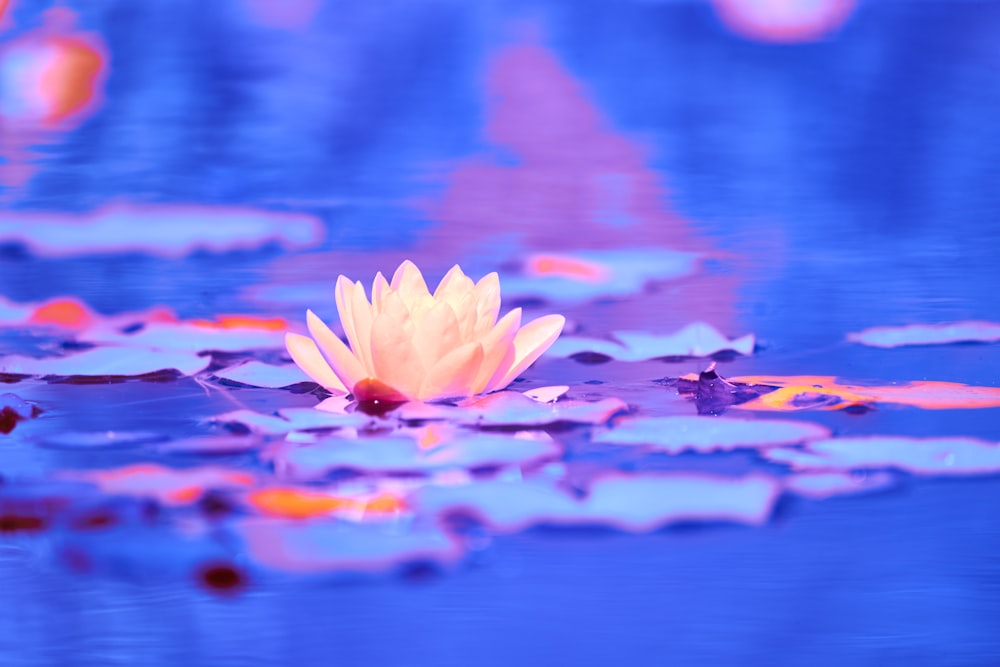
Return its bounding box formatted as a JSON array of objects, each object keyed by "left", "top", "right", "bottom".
[
  {"left": 284, "top": 333, "right": 348, "bottom": 393},
  {"left": 390, "top": 260, "right": 431, "bottom": 305},
  {"left": 306, "top": 310, "right": 367, "bottom": 392},
  {"left": 491, "top": 314, "right": 566, "bottom": 391},
  {"left": 473, "top": 272, "right": 501, "bottom": 337},
  {"left": 351, "top": 280, "right": 374, "bottom": 373},
  {"left": 411, "top": 301, "right": 462, "bottom": 371},
  {"left": 474, "top": 308, "right": 522, "bottom": 394},
  {"left": 419, "top": 342, "right": 484, "bottom": 401},
  {"left": 432, "top": 265, "right": 468, "bottom": 299},
  {"left": 370, "top": 310, "right": 425, "bottom": 400},
  {"left": 371, "top": 271, "right": 389, "bottom": 314},
  {"left": 334, "top": 275, "right": 359, "bottom": 354}
]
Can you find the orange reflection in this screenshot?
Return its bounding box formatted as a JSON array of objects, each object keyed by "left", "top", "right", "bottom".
[
  {"left": 28, "top": 297, "right": 95, "bottom": 329},
  {"left": 730, "top": 375, "right": 1000, "bottom": 411},
  {"left": 191, "top": 315, "right": 288, "bottom": 331},
  {"left": 526, "top": 254, "right": 611, "bottom": 283},
  {"left": 248, "top": 488, "right": 406, "bottom": 520}
]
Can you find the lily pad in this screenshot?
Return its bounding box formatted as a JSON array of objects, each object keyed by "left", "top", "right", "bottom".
[
  {"left": 592, "top": 415, "right": 830, "bottom": 452},
  {"left": 547, "top": 322, "right": 755, "bottom": 362}
]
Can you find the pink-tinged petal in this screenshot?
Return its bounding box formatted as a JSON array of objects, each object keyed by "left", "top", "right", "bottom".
[
  {"left": 371, "top": 271, "right": 389, "bottom": 314},
  {"left": 370, "top": 310, "right": 425, "bottom": 400},
  {"left": 473, "top": 308, "right": 522, "bottom": 394},
  {"left": 410, "top": 301, "right": 462, "bottom": 371},
  {"left": 306, "top": 310, "right": 367, "bottom": 391},
  {"left": 452, "top": 291, "right": 478, "bottom": 341},
  {"left": 390, "top": 260, "right": 431, "bottom": 305},
  {"left": 473, "top": 272, "right": 501, "bottom": 337},
  {"left": 334, "top": 275, "right": 358, "bottom": 353},
  {"left": 351, "top": 281, "right": 374, "bottom": 374},
  {"left": 419, "top": 341, "right": 485, "bottom": 401},
  {"left": 492, "top": 314, "right": 566, "bottom": 391},
  {"left": 432, "top": 265, "right": 470, "bottom": 299},
  {"left": 284, "top": 333, "right": 348, "bottom": 393}
]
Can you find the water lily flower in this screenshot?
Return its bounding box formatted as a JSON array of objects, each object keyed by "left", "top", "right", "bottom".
[{"left": 286, "top": 261, "right": 565, "bottom": 403}]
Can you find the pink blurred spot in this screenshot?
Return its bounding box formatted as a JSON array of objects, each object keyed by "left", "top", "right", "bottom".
[
  {"left": 711, "top": 0, "right": 857, "bottom": 43},
  {"left": 241, "top": 0, "right": 320, "bottom": 29},
  {"left": 427, "top": 31, "right": 705, "bottom": 254}
]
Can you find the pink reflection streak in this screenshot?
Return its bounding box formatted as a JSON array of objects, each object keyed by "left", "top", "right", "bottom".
[
  {"left": 428, "top": 30, "right": 706, "bottom": 255},
  {"left": 711, "top": 0, "right": 857, "bottom": 43},
  {"left": 241, "top": 0, "right": 320, "bottom": 29},
  {"left": 418, "top": 26, "right": 739, "bottom": 331}
]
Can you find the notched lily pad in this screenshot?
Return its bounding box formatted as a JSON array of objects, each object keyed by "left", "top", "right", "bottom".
[
  {"left": 269, "top": 427, "right": 561, "bottom": 479},
  {"left": 417, "top": 472, "right": 780, "bottom": 533},
  {"left": 592, "top": 415, "right": 830, "bottom": 453},
  {"left": 547, "top": 322, "right": 755, "bottom": 362},
  {"left": 1, "top": 347, "right": 210, "bottom": 378},
  {"left": 236, "top": 518, "right": 463, "bottom": 575},
  {"left": 847, "top": 321, "right": 1000, "bottom": 348},
  {"left": 395, "top": 391, "right": 628, "bottom": 427},
  {"left": 765, "top": 436, "right": 1000, "bottom": 476}
]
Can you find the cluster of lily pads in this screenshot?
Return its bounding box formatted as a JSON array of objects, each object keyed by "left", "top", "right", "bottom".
[{"left": 2, "top": 259, "right": 999, "bottom": 592}]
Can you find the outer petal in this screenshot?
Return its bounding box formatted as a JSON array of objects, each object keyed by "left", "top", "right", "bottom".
[
  {"left": 335, "top": 276, "right": 359, "bottom": 355},
  {"left": 472, "top": 272, "right": 501, "bottom": 338},
  {"left": 370, "top": 310, "right": 425, "bottom": 400},
  {"left": 390, "top": 260, "right": 431, "bottom": 306},
  {"left": 351, "top": 281, "right": 374, "bottom": 374},
  {"left": 371, "top": 271, "right": 389, "bottom": 315},
  {"left": 489, "top": 314, "right": 566, "bottom": 391},
  {"left": 284, "top": 332, "right": 348, "bottom": 393},
  {"left": 419, "top": 341, "right": 484, "bottom": 401},
  {"left": 306, "top": 310, "right": 367, "bottom": 392},
  {"left": 432, "top": 265, "right": 470, "bottom": 299},
  {"left": 472, "top": 307, "right": 521, "bottom": 394}
]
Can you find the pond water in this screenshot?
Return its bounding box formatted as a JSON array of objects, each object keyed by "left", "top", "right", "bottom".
[{"left": 1, "top": 0, "right": 1000, "bottom": 665}]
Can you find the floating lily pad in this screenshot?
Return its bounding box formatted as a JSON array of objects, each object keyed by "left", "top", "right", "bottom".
[
  {"left": 65, "top": 463, "right": 257, "bottom": 505},
  {"left": 783, "top": 472, "right": 898, "bottom": 499},
  {"left": 81, "top": 323, "right": 286, "bottom": 353},
  {"left": 208, "top": 407, "right": 372, "bottom": 434},
  {"left": 847, "top": 321, "right": 1000, "bottom": 348},
  {"left": 417, "top": 472, "right": 780, "bottom": 533},
  {"left": 592, "top": 415, "right": 830, "bottom": 452},
  {"left": 547, "top": 322, "right": 755, "bottom": 362},
  {"left": 0, "top": 205, "right": 324, "bottom": 258},
  {"left": 765, "top": 436, "right": 1000, "bottom": 476},
  {"left": 213, "top": 361, "right": 310, "bottom": 388},
  {"left": 396, "top": 391, "right": 628, "bottom": 427},
  {"left": 0, "top": 347, "right": 211, "bottom": 377},
  {"left": 501, "top": 249, "right": 701, "bottom": 303},
  {"left": 237, "top": 518, "right": 463, "bottom": 574},
  {"left": 270, "top": 428, "right": 561, "bottom": 478}
]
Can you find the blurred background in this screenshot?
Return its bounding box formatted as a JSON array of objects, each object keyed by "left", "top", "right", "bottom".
[
  {"left": 1, "top": 0, "right": 998, "bottom": 338},
  {"left": 3, "top": 2, "right": 1000, "bottom": 665}
]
